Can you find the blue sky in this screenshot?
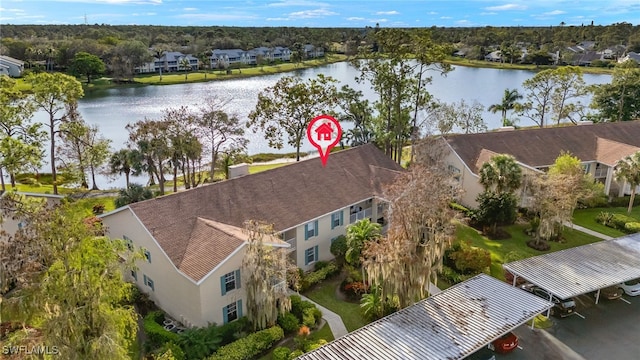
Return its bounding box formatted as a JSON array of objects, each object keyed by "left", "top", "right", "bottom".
[{"left": 1, "top": 0, "right": 638, "bottom": 27}]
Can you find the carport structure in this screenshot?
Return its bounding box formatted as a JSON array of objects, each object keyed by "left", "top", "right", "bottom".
[
  {"left": 298, "top": 274, "right": 553, "bottom": 360},
  {"left": 503, "top": 233, "right": 640, "bottom": 305}
]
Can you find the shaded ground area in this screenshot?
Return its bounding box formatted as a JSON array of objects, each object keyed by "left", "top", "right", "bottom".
[{"left": 497, "top": 292, "right": 639, "bottom": 360}]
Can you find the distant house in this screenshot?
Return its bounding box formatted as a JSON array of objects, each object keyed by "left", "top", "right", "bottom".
[
  {"left": 442, "top": 121, "right": 640, "bottom": 208},
  {"left": 570, "top": 51, "right": 603, "bottom": 66},
  {"left": 0, "top": 55, "right": 24, "bottom": 77},
  {"left": 1, "top": 192, "right": 64, "bottom": 240},
  {"left": 303, "top": 44, "right": 324, "bottom": 58},
  {"left": 135, "top": 51, "right": 198, "bottom": 74},
  {"left": 484, "top": 50, "right": 502, "bottom": 62},
  {"left": 210, "top": 49, "right": 248, "bottom": 68},
  {"left": 619, "top": 52, "right": 640, "bottom": 64},
  {"left": 100, "top": 144, "right": 403, "bottom": 327}
]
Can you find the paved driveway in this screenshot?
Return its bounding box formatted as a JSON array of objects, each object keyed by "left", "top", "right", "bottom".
[{"left": 495, "top": 293, "right": 639, "bottom": 360}]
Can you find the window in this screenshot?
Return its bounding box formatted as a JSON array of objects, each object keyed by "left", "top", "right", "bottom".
[
  {"left": 223, "top": 300, "right": 243, "bottom": 324},
  {"left": 144, "top": 250, "right": 151, "bottom": 263},
  {"left": 331, "top": 211, "right": 343, "bottom": 229},
  {"left": 220, "top": 270, "right": 241, "bottom": 295},
  {"left": 131, "top": 270, "right": 137, "bottom": 281},
  {"left": 304, "top": 246, "right": 319, "bottom": 266},
  {"left": 143, "top": 274, "right": 154, "bottom": 291},
  {"left": 123, "top": 235, "right": 133, "bottom": 251},
  {"left": 304, "top": 220, "right": 318, "bottom": 240}
]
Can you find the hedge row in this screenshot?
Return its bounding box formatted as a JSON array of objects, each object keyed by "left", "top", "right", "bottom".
[
  {"left": 300, "top": 262, "right": 340, "bottom": 292},
  {"left": 143, "top": 311, "right": 181, "bottom": 349},
  {"left": 596, "top": 212, "right": 640, "bottom": 233},
  {"left": 208, "top": 326, "right": 284, "bottom": 360}
]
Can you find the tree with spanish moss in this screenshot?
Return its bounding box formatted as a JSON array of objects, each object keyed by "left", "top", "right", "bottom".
[
  {"left": 362, "top": 139, "right": 460, "bottom": 309},
  {"left": 242, "top": 220, "right": 292, "bottom": 331}
]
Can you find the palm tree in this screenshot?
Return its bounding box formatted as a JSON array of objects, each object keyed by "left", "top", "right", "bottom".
[
  {"left": 345, "top": 219, "right": 382, "bottom": 267},
  {"left": 198, "top": 51, "right": 211, "bottom": 80},
  {"left": 615, "top": 151, "right": 640, "bottom": 214},
  {"left": 479, "top": 154, "right": 523, "bottom": 194},
  {"left": 488, "top": 88, "right": 523, "bottom": 126},
  {"left": 109, "top": 148, "right": 136, "bottom": 188},
  {"left": 179, "top": 57, "right": 191, "bottom": 80}
]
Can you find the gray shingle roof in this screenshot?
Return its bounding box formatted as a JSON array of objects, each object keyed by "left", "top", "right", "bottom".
[
  {"left": 503, "top": 233, "right": 640, "bottom": 300},
  {"left": 298, "top": 274, "right": 553, "bottom": 360}
]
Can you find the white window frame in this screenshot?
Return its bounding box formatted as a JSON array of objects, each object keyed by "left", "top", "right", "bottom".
[
  {"left": 305, "top": 247, "right": 317, "bottom": 265},
  {"left": 226, "top": 302, "right": 238, "bottom": 322},
  {"left": 224, "top": 271, "right": 236, "bottom": 293}
]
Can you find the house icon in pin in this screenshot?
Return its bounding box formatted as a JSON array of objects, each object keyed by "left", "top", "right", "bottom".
[{"left": 315, "top": 123, "right": 334, "bottom": 141}]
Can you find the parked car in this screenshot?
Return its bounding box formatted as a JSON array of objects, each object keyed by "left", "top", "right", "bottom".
[
  {"left": 489, "top": 332, "right": 518, "bottom": 354},
  {"left": 466, "top": 346, "right": 496, "bottom": 360},
  {"left": 619, "top": 278, "right": 640, "bottom": 296},
  {"left": 596, "top": 286, "right": 624, "bottom": 300},
  {"left": 520, "top": 283, "right": 576, "bottom": 317}
]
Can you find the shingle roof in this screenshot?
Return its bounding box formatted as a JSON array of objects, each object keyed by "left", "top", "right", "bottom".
[
  {"left": 127, "top": 144, "right": 403, "bottom": 281},
  {"left": 503, "top": 233, "right": 640, "bottom": 300},
  {"left": 446, "top": 121, "right": 640, "bottom": 174},
  {"left": 298, "top": 274, "right": 553, "bottom": 360}
]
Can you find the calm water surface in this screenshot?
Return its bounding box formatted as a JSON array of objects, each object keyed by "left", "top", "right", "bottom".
[{"left": 29, "top": 62, "right": 611, "bottom": 188}]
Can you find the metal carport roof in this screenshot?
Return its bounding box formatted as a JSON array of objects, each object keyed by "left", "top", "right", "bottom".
[
  {"left": 297, "top": 274, "right": 553, "bottom": 360},
  {"left": 503, "top": 233, "right": 640, "bottom": 300}
]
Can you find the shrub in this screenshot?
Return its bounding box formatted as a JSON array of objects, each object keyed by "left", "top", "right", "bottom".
[
  {"left": 157, "top": 342, "right": 185, "bottom": 360},
  {"left": 304, "top": 339, "right": 328, "bottom": 352},
  {"left": 277, "top": 312, "right": 300, "bottom": 334},
  {"left": 300, "top": 262, "right": 340, "bottom": 291},
  {"left": 302, "top": 308, "right": 316, "bottom": 328},
  {"left": 217, "top": 317, "right": 250, "bottom": 345},
  {"left": 210, "top": 326, "right": 284, "bottom": 360},
  {"left": 272, "top": 347, "right": 291, "bottom": 360},
  {"left": 609, "top": 213, "right": 638, "bottom": 231},
  {"left": 438, "top": 265, "right": 471, "bottom": 285},
  {"left": 341, "top": 281, "right": 369, "bottom": 300},
  {"left": 314, "top": 261, "right": 328, "bottom": 271},
  {"left": 311, "top": 307, "right": 322, "bottom": 325},
  {"left": 625, "top": 222, "right": 640, "bottom": 233},
  {"left": 288, "top": 350, "right": 304, "bottom": 360},
  {"left": 329, "top": 235, "right": 347, "bottom": 264},
  {"left": 290, "top": 296, "right": 316, "bottom": 324},
  {"left": 144, "top": 311, "right": 181, "bottom": 350},
  {"left": 343, "top": 264, "right": 363, "bottom": 284},
  {"left": 595, "top": 211, "right": 613, "bottom": 226},
  {"left": 449, "top": 202, "right": 471, "bottom": 216},
  {"left": 609, "top": 195, "right": 640, "bottom": 208},
  {"left": 449, "top": 246, "right": 491, "bottom": 274}
]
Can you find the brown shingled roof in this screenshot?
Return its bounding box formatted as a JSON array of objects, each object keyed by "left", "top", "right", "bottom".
[
  {"left": 128, "top": 144, "right": 403, "bottom": 281},
  {"left": 445, "top": 121, "right": 640, "bottom": 174}
]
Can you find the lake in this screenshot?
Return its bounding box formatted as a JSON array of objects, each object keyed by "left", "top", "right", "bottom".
[{"left": 28, "top": 62, "right": 611, "bottom": 188}]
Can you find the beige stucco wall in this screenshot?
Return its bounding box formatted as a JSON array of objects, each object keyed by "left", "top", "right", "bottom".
[
  {"left": 198, "top": 248, "right": 246, "bottom": 327},
  {"left": 102, "top": 209, "right": 202, "bottom": 327},
  {"left": 444, "top": 150, "right": 483, "bottom": 208}
]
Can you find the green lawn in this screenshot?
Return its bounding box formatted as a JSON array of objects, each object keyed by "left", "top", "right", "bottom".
[
  {"left": 458, "top": 223, "right": 602, "bottom": 279},
  {"left": 573, "top": 206, "right": 640, "bottom": 238},
  {"left": 303, "top": 277, "right": 368, "bottom": 332},
  {"left": 248, "top": 163, "right": 289, "bottom": 174}
]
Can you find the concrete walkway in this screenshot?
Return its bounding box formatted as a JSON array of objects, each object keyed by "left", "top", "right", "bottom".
[
  {"left": 563, "top": 221, "right": 613, "bottom": 240},
  {"left": 293, "top": 292, "right": 349, "bottom": 338}
]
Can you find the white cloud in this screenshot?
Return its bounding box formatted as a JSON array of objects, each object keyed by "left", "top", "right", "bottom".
[
  {"left": 456, "top": 19, "right": 472, "bottom": 25},
  {"left": 371, "top": 18, "right": 388, "bottom": 23},
  {"left": 267, "top": 0, "right": 329, "bottom": 7},
  {"left": 480, "top": 12, "right": 497, "bottom": 16},
  {"left": 266, "top": 17, "right": 289, "bottom": 21},
  {"left": 428, "top": 11, "right": 437, "bottom": 15},
  {"left": 57, "top": 0, "right": 162, "bottom": 4},
  {"left": 183, "top": 7, "right": 197, "bottom": 11},
  {"left": 0, "top": 7, "right": 25, "bottom": 13},
  {"left": 543, "top": 10, "right": 566, "bottom": 15},
  {"left": 375, "top": 10, "right": 399, "bottom": 15},
  {"left": 289, "top": 8, "right": 337, "bottom": 18},
  {"left": 346, "top": 16, "right": 365, "bottom": 21},
  {"left": 440, "top": 16, "right": 452, "bottom": 19},
  {"left": 485, "top": 4, "right": 527, "bottom": 11},
  {"left": 175, "top": 13, "right": 258, "bottom": 21}
]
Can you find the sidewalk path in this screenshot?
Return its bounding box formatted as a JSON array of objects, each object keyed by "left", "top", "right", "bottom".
[
  {"left": 564, "top": 221, "right": 613, "bottom": 240},
  {"left": 291, "top": 292, "right": 349, "bottom": 339}
]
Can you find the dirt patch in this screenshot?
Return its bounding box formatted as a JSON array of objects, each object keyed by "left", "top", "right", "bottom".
[{"left": 527, "top": 239, "right": 551, "bottom": 251}]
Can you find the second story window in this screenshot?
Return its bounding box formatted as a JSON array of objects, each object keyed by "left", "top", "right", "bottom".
[
  {"left": 221, "top": 269, "right": 241, "bottom": 295},
  {"left": 304, "top": 220, "right": 318, "bottom": 240},
  {"left": 331, "top": 211, "right": 343, "bottom": 229}
]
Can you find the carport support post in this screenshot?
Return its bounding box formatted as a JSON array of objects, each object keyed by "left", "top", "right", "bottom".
[
  {"left": 546, "top": 293, "right": 553, "bottom": 317},
  {"left": 595, "top": 289, "right": 600, "bottom": 304},
  {"left": 512, "top": 274, "right": 518, "bottom": 287}
]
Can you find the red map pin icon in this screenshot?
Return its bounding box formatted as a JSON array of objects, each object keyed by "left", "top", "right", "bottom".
[{"left": 306, "top": 114, "right": 342, "bottom": 166}]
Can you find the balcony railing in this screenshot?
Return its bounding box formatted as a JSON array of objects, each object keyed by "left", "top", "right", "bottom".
[
  {"left": 594, "top": 167, "right": 608, "bottom": 178},
  {"left": 350, "top": 208, "right": 372, "bottom": 224},
  {"left": 286, "top": 238, "right": 296, "bottom": 251},
  {"left": 271, "top": 280, "right": 287, "bottom": 292}
]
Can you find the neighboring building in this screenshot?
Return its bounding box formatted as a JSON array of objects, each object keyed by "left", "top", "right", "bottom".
[
  {"left": 0, "top": 55, "right": 24, "bottom": 77},
  {"left": 135, "top": 51, "right": 198, "bottom": 74},
  {"left": 618, "top": 52, "right": 640, "bottom": 64},
  {"left": 210, "top": 49, "right": 248, "bottom": 69},
  {"left": 484, "top": 50, "right": 502, "bottom": 62},
  {"left": 443, "top": 121, "right": 640, "bottom": 208},
  {"left": 303, "top": 44, "right": 324, "bottom": 58},
  {"left": 0, "top": 192, "right": 64, "bottom": 240},
  {"left": 100, "top": 144, "right": 403, "bottom": 327}
]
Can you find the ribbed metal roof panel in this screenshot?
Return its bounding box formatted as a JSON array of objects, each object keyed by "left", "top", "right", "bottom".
[
  {"left": 503, "top": 233, "right": 640, "bottom": 300},
  {"left": 298, "top": 274, "right": 552, "bottom": 360}
]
